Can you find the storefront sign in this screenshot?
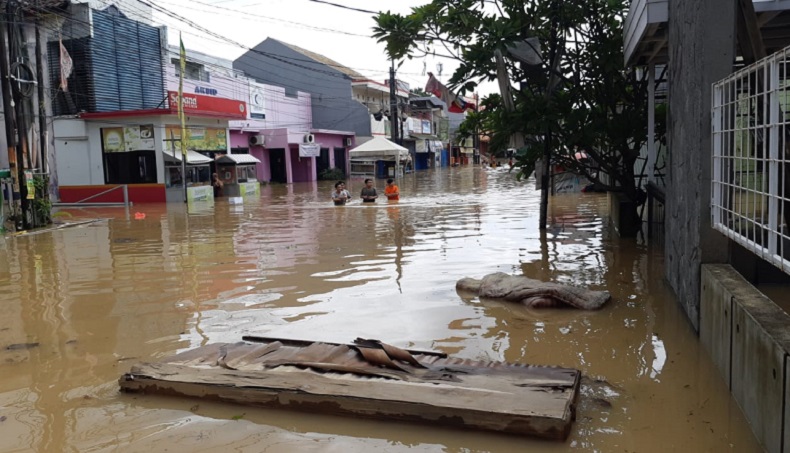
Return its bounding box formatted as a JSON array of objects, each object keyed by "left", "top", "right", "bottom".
[
  {"left": 299, "top": 143, "right": 320, "bottom": 157},
  {"left": 101, "top": 125, "right": 155, "bottom": 152},
  {"left": 194, "top": 86, "right": 218, "bottom": 96},
  {"left": 168, "top": 91, "right": 247, "bottom": 119},
  {"left": 165, "top": 126, "right": 227, "bottom": 151}
]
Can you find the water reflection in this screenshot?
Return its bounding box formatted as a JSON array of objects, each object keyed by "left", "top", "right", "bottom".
[{"left": 0, "top": 167, "right": 761, "bottom": 452}]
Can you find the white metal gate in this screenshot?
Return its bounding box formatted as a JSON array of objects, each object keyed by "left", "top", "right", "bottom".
[{"left": 711, "top": 46, "right": 790, "bottom": 275}]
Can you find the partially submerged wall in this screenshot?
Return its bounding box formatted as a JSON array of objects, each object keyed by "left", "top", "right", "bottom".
[
  {"left": 666, "top": 0, "right": 735, "bottom": 329},
  {"left": 701, "top": 264, "right": 790, "bottom": 453}
]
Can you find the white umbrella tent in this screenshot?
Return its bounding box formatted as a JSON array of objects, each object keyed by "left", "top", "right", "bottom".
[{"left": 349, "top": 137, "right": 411, "bottom": 178}]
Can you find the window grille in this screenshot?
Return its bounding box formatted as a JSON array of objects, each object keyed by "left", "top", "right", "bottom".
[{"left": 712, "top": 46, "right": 790, "bottom": 275}]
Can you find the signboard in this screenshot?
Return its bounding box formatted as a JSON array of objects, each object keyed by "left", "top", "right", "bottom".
[
  {"left": 165, "top": 126, "right": 227, "bottom": 151},
  {"left": 187, "top": 185, "right": 214, "bottom": 204},
  {"left": 24, "top": 170, "right": 34, "bottom": 200},
  {"left": 101, "top": 125, "right": 155, "bottom": 152},
  {"left": 167, "top": 91, "right": 247, "bottom": 119},
  {"left": 240, "top": 181, "right": 260, "bottom": 198},
  {"left": 249, "top": 85, "right": 266, "bottom": 119},
  {"left": 408, "top": 118, "right": 421, "bottom": 132},
  {"left": 299, "top": 143, "right": 320, "bottom": 157}
]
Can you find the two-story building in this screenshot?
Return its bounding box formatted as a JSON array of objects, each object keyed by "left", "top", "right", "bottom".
[{"left": 51, "top": 4, "right": 248, "bottom": 204}]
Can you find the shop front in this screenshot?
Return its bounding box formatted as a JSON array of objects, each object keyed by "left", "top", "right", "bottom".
[
  {"left": 163, "top": 148, "right": 213, "bottom": 203},
  {"left": 54, "top": 89, "right": 247, "bottom": 204},
  {"left": 215, "top": 154, "right": 261, "bottom": 198}
]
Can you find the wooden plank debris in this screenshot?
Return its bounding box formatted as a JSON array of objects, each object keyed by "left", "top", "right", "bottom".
[{"left": 119, "top": 338, "right": 580, "bottom": 440}]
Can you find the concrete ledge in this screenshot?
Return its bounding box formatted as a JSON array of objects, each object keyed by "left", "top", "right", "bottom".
[
  {"left": 700, "top": 266, "right": 732, "bottom": 386},
  {"left": 700, "top": 264, "right": 790, "bottom": 453}
]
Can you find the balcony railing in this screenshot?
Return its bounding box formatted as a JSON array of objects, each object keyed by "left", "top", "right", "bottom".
[{"left": 712, "top": 45, "right": 790, "bottom": 275}]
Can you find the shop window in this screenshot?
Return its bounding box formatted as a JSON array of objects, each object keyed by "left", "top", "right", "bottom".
[
  {"left": 245, "top": 165, "right": 257, "bottom": 181},
  {"left": 165, "top": 165, "right": 210, "bottom": 188},
  {"left": 104, "top": 151, "right": 157, "bottom": 184},
  {"left": 236, "top": 166, "right": 247, "bottom": 183},
  {"left": 171, "top": 59, "right": 210, "bottom": 82}
]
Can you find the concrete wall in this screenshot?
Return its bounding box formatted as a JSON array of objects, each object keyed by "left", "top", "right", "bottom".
[
  {"left": 665, "top": 0, "right": 735, "bottom": 329},
  {"left": 701, "top": 264, "right": 790, "bottom": 453},
  {"left": 233, "top": 39, "right": 370, "bottom": 137}
]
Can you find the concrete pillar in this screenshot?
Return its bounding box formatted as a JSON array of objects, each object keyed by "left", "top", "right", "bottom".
[
  {"left": 666, "top": 0, "right": 736, "bottom": 330},
  {"left": 646, "top": 64, "right": 656, "bottom": 183}
]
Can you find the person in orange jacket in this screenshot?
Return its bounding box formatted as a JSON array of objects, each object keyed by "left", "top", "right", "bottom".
[{"left": 384, "top": 178, "right": 400, "bottom": 201}]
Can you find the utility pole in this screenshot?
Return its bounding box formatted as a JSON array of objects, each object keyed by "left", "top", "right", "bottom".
[
  {"left": 35, "top": 20, "right": 48, "bottom": 185},
  {"left": 389, "top": 60, "right": 401, "bottom": 178},
  {"left": 0, "top": 0, "right": 29, "bottom": 230},
  {"left": 389, "top": 60, "right": 399, "bottom": 145}
]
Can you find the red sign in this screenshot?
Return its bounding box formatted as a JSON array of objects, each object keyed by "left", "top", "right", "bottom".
[{"left": 168, "top": 91, "right": 247, "bottom": 119}]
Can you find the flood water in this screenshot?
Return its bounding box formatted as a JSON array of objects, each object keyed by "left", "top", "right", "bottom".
[{"left": 0, "top": 167, "right": 762, "bottom": 452}]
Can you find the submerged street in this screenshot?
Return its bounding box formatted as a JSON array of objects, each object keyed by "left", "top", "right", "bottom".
[{"left": 0, "top": 167, "right": 761, "bottom": 452}]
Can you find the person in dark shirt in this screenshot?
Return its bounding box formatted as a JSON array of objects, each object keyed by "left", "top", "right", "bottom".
[{"left": 360, "top": 178, "right": 378, "bottom": 203}]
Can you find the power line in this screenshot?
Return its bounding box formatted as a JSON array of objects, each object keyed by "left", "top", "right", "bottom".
[{"left": 305, "top": 0, "right": 376, "bottom": 15}]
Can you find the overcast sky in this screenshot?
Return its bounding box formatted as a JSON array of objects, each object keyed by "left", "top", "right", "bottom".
[{"left": 147, "top": 0, "right": 495, "bottom": 97}]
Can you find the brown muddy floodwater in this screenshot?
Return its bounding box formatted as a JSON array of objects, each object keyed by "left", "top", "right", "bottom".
[{"left": 0, "top": 167, "right": 762, "bottom": 452}]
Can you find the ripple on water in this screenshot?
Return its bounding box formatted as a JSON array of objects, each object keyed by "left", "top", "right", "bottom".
[{"left": 0, "top": 167, "right": 762, "bottom": 452}]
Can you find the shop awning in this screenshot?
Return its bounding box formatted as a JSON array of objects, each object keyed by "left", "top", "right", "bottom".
[
  {"left": 163, "top": 150, "right": 213, "bottom": 165},
  {"left": 215, "top": 154, "right": 261, "bottom": 164}
]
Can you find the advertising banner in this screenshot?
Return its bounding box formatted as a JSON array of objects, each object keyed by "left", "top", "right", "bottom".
[
  {"left": 101, "top": 125, "right": 156, "bottom": 152},
  {"left": 101, "top": 127, "right": 125, "bottom": 152},
  {"left": 165, "top": 126, "right": 227, "bottom": 151},
  {"left": 299, "top": 143, "right": 320, "bottom": 157}
]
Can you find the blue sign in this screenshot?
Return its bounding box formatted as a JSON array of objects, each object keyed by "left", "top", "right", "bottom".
[{"left": 195, "top": 86, "right": 218, "bottom": 96}]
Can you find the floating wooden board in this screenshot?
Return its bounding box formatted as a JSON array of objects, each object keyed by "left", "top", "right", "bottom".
[{"left": 119, "top": 338, "right": 580, "bottom": 440}]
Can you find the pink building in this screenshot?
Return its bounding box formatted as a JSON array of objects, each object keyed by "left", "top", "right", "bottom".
[{"left": 230, "top": 83, "right": 354, "bottom": 184}]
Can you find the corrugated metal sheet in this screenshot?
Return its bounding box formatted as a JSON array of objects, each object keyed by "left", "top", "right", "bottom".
[
  {"left": 90, "top": 11, "right": 121, "bottom": 112},
  {"left": 50, "top": 6, "right": 164, "bottom": 114},
  {"left": 120, "top": 337, "right": 581, "bottom": 440},
  {"left": 92, "top": 7, "right": 165, "bottom": 112}
]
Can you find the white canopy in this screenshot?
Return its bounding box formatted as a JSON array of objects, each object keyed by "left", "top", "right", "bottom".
[
  {"left": 163, "top": 150, "right": 213, "bottom": 165},
  {"left": 215, "top": 154, "right": 261, "bottom": 165},
  {"left": 350, "top": 136, "right": 410, "bottom": 162}
]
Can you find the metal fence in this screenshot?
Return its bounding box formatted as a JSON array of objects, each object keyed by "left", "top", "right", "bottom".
[{"left": 712, "top": 46, "right": 790, "bottom": 275}]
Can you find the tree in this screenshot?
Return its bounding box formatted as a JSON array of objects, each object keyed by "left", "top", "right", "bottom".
[
  {"left": 374, "top": 0, "right": 661, "bottom": 230},
  {"left": 409, "top": 87, "right": 430, "bottom": 97}
]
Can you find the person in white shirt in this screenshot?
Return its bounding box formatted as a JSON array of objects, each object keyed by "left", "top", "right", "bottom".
[{"left": 331, "top": 181, "right": 351, "bottom": 206}]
